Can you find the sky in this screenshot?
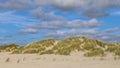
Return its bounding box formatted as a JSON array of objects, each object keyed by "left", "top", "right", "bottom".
[{"left": 0, "top": 0, "right": 120, "bottom": 45}]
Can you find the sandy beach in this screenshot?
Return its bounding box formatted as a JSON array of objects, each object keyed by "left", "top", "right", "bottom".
[{"left": 0, "top": 52, "right": 120, "bottom": 68}]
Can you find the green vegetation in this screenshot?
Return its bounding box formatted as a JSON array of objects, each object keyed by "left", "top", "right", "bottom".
[
  {"left": 106, "top": 44, "right": 120, "bottom": 56},
  {"left": 113, "top": 46, "right": 120, "bottom": 56},
  {"left": 84, "top": 48, "right": 105, "bottom": 57},
  {"left": 23, "top": 38, "right": 56, "bottom": 54},
  {"left": 0, "top": 36, "right": 120, "bottom": 57},
  {"left": 50, "top": 37, "right": 82, "bottom": 55},
  {"left": 0, "top": 43, "right": 20, "bottom": 52},
  {"left": 11, "top": 46, "right": 24, "bottom": 54}
]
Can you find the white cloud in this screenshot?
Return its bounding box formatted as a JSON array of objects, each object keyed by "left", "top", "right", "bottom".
[
  {"left": 52, "top": 0, "right": 120, "bottom": 17},
  {"left": 30, "top": 19, "right": 101, "bottom": 30},
  {"left": 104, "top": 27, "right": 120, "bottom": 33},
  {"left": 1, "top": 0, "right": 120, "bottom": 17},
  {"left": 19, "top": 28, "right": 38, "bottom": 34},
  {"left": 0, "top": 0, "right": 120, "bottom": 44},
  {"left": 95, "top": 33, "right": 120, "bottom": 43},
  {"left": 0, "top": 11, "right": 37, "bottom": 27},
  {"left": 0, "top": 0, "right": 32, "bottom": 10},
  {"left": 45, "top": 29, "right": 98, "bottom": 39},
  {"left": 30, "top": 7, "right": 65, "bottom": 21},
  {"left": 45, "top": 28, "right": 120, "bottom": 43}
]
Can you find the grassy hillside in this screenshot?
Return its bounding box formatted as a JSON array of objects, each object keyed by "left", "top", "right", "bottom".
[
  {"left": 0, "top": 36, "right": 120, "bottom": 57},
  {"left": 0, "top": 43, "right": 22, "bottom": 52}
]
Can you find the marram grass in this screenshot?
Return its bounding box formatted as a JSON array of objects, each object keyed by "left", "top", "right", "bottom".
[{"left": 0, "top": 36, "right": 120, "bottom": 57}]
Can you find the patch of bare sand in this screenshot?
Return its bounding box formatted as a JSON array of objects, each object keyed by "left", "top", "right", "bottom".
[{"left": 0, "top": 52, "right": 120, "bottom": 68}]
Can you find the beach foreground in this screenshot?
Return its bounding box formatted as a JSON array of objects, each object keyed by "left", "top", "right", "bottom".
[{"left": 0, "top": 52, "right": 120, "bottom": 68}]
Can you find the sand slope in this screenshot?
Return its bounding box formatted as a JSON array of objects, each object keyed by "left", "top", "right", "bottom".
[{"left": 0, "top": 52, "right": 120, "bottom": 68}]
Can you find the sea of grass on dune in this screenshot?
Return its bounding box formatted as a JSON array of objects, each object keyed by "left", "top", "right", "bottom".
[{"left": 0, "top": 36, "right": 120, "bottom": 57}]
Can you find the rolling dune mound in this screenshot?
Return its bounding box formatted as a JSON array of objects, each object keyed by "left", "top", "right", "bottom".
[{"left": 0, "top": 36, "right": 120, "bottom": 57}]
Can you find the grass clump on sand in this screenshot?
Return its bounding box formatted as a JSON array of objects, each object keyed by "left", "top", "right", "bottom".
[
  {"left": 114, "top": 46, "right": 120, "bottom": 56},
  {"left": 5, "top": 58, "right": 10, "bottom": 62},
  {"left": 11, "top": 46, "right": 24, "bottom": 54},
  {"left": 106, "top": 43, "right": 120, "bottom": 56},
  {"left": 40, "top": 50, "right": 54, "bottom": 55},
  {"left": 84, "top": 48, "right": 105, "bottom": 57}
]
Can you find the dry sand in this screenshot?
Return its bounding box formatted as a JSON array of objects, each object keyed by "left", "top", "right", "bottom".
[{"left": 0, "top": 52, "right": 120, "bottom": 68}]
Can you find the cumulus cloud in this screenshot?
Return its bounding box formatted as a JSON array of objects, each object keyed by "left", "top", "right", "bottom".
[
  {"left": 95, "top": 33, "right": 120, "bottom": 43},
  {"left": 67, "top": 19, "right": 101, "bottom": 28},
  {"left": 0, "top": 0, "right": 120, "bottom": 44},
  {"left": 0, "top": 0, "right": 120, "bottom": 17},
  {"left": 30, "top": 19, "right": 101, "bottom": 30},
  {"left": 18, "top": 18, "right": 101, "bottom": 39},
  {"left": 45, "top": 29, "right": 98, "bottom": 39},
  {"left": 52, "top": 0, "right": 120, "bottom": 17},
  {"left": 30, "top": 7, "right": 65, "bottom": 21},
  {"left": 0, "top": 11, "right": 37, "bottom": 27},
  {"left": 82, "top": 9, "right": 109, "bottom": 18},
  {"left": 45, "top": 28, "right": 120, "bottom": 43},
  {"left": 104, "top": 27, "right": 120, "bottom": 33},
  {"left": 19, "top": 28, "right": 39, "bottom": 34},
  {"left": 0, "top": 0, "right": 32, "bottom": 10}
]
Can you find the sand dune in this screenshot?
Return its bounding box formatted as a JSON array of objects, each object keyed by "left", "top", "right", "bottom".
[{"left": 0, "top": 52, "right": 120, "bottom": 68}]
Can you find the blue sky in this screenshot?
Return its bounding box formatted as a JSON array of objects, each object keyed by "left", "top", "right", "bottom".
[{"left": 0, "top": 0, "right": 120, "bottom": 45}]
